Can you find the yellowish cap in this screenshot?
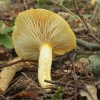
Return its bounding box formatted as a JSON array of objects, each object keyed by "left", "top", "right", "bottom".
[{"left": 12, "top": 9, "right": 76, "bottom": 60}]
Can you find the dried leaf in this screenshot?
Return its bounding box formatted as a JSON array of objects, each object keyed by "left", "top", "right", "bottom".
[
  {"left": 80, "top": 84, "right": 98, "bottom": 100},
  {"left": 0, "top": 58, "right": 29, "bottom": 94},
  {"left": 14, "top": 90, "right": 39, "bottom": 99}
]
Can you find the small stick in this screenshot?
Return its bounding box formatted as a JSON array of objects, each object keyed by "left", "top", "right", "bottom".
[
  {"left": 90, "top": 3, "right": 98, "bottom": 21},
  {"left": 21, "top": 72, "right": 29, "bottom": 80},
  {"left": 0, "top": 59, "right": 38, "bottom": 68},
  {"left": 3, "top": 77, "right": 23, "bottom": 95},
  {"left": 0, "top": 94, "right": 9, "bottom": 100},
  {"left": 80, "top": 80, "right": 94, "bottom": 100},
  {"left": 68, "top": 53, "right": 77, "bottom": 100},
  {"left": 0, "top": 58, "right": 64, "bottom": 68},
  {"left": 68, "top": 93, "right": 80, "bottom": 100},
  {"left": 77, "top": 39, "right": 100, "bottom": 50},
  {"left": 44, "top": 80, "right": 66, "bottom": 85},
  {"left": 23, "top": 0, "right": 28, "bottom": 9}
]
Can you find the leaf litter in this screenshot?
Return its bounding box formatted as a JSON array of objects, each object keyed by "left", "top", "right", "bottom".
[{"left": 0, "top": 0, "right": 100, "bottom": 100}]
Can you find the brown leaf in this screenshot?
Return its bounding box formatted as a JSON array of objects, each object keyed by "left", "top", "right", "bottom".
[
  {"left": 14, "top": 90, "right": 39, "bottom": 99},
  {"left": 80, "top": 84, "right": 98, "bottom": 100}
]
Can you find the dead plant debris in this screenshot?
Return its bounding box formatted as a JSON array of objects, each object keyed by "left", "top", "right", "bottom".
[{"left": 0, "top": 0, "right": 100, "bottom": 100}]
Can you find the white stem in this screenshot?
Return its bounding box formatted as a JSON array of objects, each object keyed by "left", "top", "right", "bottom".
[{"left": 38, "top": 43, "right": 52, "bottom": 89}]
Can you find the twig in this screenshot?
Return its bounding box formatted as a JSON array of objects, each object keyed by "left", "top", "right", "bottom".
[
  {"left": 90, "top": 2, "right": 99, "bottom": 21},
  {"left": 21, "top": 72, "right": 29, "bottom": 79},
  {"left": 23, "top": 0, "right": 28, "bottom": 10},
  {"left": 77, "top": 38, "right": 100, "bottom": 50},
  {"left": 68, "top": 53, "right": 77, "bottom": 100},
  {"left": 0, "top": 94, "right": 9, "bottom": 100},
  {"left": 73, "top": 0, "right": 100, "bottom": 44},
  {"left": 0, "top": 59, "right": 38, "bottom": 68},
  {"left": 3, "top": 77, "right": 23, "bottom": 95},
  {"left": 80, "top": 3, "right": 89, "bottom": 14},
  {"left": 80, "top": 80, "right": 94, "bottom": 100},
  {"left": 44, "top": 80, "right": 66, "bottom": 85},
  {"left": 0, "top": 58, "right": 65, "bottom": 68},
  {"left": 68, "top": 93, "right": 80, "bottom": 100},
  {"left": 40, "top": 94, "right": 53, "bottom": 99},
  {"left": 21, "top": 72, "right": 39, "bottom": 90}
]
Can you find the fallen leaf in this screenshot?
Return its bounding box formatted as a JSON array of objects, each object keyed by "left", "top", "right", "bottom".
[
  {"left": 0, "top": 58, "right": 29, "bottom": 94},
  {"left": 80, "top": 84, "right": 98, "bottom": 100},
  {"left": 14, "top": 90, "right": 39, "bottom": 99}
]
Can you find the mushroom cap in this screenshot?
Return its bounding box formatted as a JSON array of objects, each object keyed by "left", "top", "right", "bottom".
[{"left": 12, "top": 9, "right": 76, "bottom": 60}]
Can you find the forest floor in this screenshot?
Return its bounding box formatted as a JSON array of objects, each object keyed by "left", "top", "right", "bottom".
[{"left": 0, "top": 0, "right": 100, "bottom": 100}]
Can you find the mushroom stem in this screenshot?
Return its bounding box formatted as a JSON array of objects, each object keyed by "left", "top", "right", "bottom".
[{"left": 38, "top": 43, "right": 52, "bottom": 89}]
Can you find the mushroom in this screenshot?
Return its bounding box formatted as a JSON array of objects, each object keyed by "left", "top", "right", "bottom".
[{"left": 12, "top": 9, "right": 76, "bottom": 90}]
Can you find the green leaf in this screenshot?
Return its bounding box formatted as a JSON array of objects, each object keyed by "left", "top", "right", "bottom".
[
  {"left": 0, "top": 21, "right": 2, "bottom": 28},
  {"left": 89, "top": 55, "right": 100, "bottom": 79},
  {"left": 53, "top": 87, "right": 62, "bottom": 100},
  {"left": 1, "top": 27, "right": 13, "bottom": 34},
  {"left": 89, "top": 55, "right": 100, "bottom": 89},
  {"left": 67, "top": 17, "right": 77, "bottom": 22},
  {"left": 0, "top": 34, "right": 13, "bottom": 49}
]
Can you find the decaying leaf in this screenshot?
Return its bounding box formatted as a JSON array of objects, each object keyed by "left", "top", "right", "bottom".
[
  {"left": 14, "top": 90, "right": 39, "bottom": 99},
  {"left": 80, "top": 84, "right": 98, "bottom": 100},
  {"left": 0, "top": 58, "right": 29, "bottom": 94}
]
